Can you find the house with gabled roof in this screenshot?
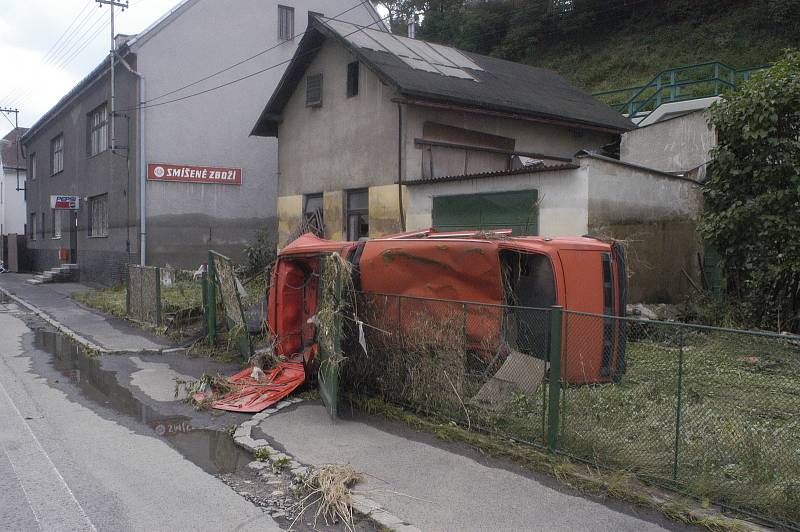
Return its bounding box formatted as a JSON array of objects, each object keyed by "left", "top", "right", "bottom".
[{"left": 251, "top": 16, "right": 703, "bottom": 302}]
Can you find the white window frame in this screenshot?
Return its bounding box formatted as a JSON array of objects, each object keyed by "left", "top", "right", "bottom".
[
  {"left": 29, "top": 152, "right": 36, "bottom": 180},
  {"left": 51, "top": 134, "right": 64, "bottom": 175},
  {"left": 88, "top": 194, "right": 109, "bottom": 238},
  {"left": 88, "top": 104, "right": 108, "bottom": 157},
  {"left": 51, "top": 209, "right": 62, "bottom": 239},
  {"left": 278, "top": 5, "right": 294, "bottom": 40}
]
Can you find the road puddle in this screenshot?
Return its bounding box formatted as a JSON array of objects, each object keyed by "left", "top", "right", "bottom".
[{"left": 34, "top": 329, "right": 251, "bottom": 475}]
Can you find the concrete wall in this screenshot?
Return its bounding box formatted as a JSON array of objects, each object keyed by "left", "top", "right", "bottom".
[
  {"left": 620, "top": 110, "right": 715, "bottom": 173},
  {"left": 0, "top": 167, "right": 26, "bottom": 235},
  {"left": 584, "top": 156, "right": 703, "bottom": 303},
  {"left": 136, "top": 0, "right": 381, "bottom": 268},
  {"left": 405, "top": 166, "right": 590, "bottom": 237},
  {"left": 23, "top": 63, "right": 139, "bottom": 284}
]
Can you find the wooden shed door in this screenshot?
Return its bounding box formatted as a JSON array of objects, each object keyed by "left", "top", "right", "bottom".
[{"left": 432, "top": 190, "right": 539, "bottom": 235}]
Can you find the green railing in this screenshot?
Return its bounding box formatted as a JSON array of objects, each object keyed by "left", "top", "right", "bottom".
[
  {"left": 342, "top": 292, "right": 800, "bottom": 530},
  {"left": 593, "top": 61, "right": 769, "bottom": 122}
]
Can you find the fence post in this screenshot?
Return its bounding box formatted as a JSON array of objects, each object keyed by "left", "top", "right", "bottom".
[
  {"left": 201, "top": 271, "right": 208, "bottom": 338},
  {"left": 154, "top": 266, "right": 162, "bottom": 326},
  {"left": 547, "top": 305, "right": 563, "bottom": 452},
  {"left": 672, "top": 327, "right": 685, "bottom": 481},
  {"left": 125, "top": 264, "right": 131, "bottom": 316},
  {"left": 207, "top": 251, "right": 216, "bottom": 342}
]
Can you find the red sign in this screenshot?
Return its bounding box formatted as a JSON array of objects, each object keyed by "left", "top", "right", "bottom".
[{"left": 147, "top": 163, "right": 242, "bottom": 185}]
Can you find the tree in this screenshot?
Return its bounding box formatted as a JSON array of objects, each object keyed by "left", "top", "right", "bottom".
[{"left": 701, "top": 49, "right": 800, "bottom": 331}]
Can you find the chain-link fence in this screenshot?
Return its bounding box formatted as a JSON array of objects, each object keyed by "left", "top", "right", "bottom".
[{"left": 342, "top": 293, "right": 800, "bottom": 528}]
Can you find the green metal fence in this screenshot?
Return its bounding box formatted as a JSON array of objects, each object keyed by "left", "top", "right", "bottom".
[
  {"left": 592, "top": 61, "right": 769, "bottom": 122},
  {"left": 344, "top": 292, "right": 800, "bottom": 529}
]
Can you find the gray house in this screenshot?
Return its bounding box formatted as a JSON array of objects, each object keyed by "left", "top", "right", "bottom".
[
  {"left": 22, "top": 0, "right": 385, "bottom": 284},
  {"left": 251, "top": 17, "right": 703, "bottom": 302}
]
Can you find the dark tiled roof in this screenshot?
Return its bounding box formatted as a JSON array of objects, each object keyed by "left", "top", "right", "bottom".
[
  {"left": 1, "top": 127, "right": 28, "bottom": 169},
  {"left": 252, "top": 17, "right": 634, "bottom": 136},
  {"left": 403, "top": 163, "right": 580, "bottom": 186}
]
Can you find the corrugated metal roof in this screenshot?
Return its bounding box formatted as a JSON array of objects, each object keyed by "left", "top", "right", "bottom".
[{"left": 402, "top": 163, "right": 580, "bottom": 186}]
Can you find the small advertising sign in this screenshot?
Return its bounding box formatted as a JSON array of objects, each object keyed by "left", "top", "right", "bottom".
[
  {"left": 147, "top": 163, "right": 242, "bottom": 185},
  {"left": 50, "top": 195, "right": 80, "bottom": 209}
]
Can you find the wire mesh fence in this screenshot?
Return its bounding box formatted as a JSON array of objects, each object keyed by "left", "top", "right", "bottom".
[
  {"left": 127, "top": 264, "right": 205, "bottom": 327},
  {"left": 343, "top": 293, "right": 800, "bottom": 528}
]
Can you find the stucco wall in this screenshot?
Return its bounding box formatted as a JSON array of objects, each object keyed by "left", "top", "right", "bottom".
[
  {"left": 135, "top": 0, "right": 382, "bottom": 268},
  {"left": 620, "top": 110, "right": 715, "bottom": 173},
  {"left": 22, "top": 63, "right": 139, "bottom": 283},
  {"left": 585, "top": 156, "right": 703, "bottom": 303},
  {"left": 277, "top": 39, "right": 399, "bottom": 197},
  {"left": 403, "top": 106, "right": 617, "bottom": 182},
  {"left": 405, "top": 166, "right": 590, "bottom": 237},
  {"left": 0, "top": 168, "right": 26, "bottom": 235}
]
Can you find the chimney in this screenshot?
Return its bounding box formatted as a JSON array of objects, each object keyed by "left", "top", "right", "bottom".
[{"left": 407, "top": 15, "right": 416, "bottom": 39}]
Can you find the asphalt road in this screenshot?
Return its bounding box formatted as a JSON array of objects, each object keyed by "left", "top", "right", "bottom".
[{"left": 0, "top": 305, "right": 280, "bottom": 532}]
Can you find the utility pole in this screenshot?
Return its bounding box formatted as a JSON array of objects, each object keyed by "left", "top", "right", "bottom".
[
  {"left": 0, "top": 107, "right": 23, "bottom": 192},
  {"left": 95, "top": 0, "right": 129, "bottom": 154}
]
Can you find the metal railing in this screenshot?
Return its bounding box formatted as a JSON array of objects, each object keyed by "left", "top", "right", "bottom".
[
  {"left": 593, "top": 61, "right": 769, "bottom": 122},
  {"left": 342, "top": 292, "right": 800, "bottom": 529}
]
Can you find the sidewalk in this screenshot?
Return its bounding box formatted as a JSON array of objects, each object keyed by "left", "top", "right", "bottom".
[
  {"left": 254, "top": 401, "right": 689, "bottom": 532},
  {"left": 0, "top": 273, "right": 173, "bottom": 352}
]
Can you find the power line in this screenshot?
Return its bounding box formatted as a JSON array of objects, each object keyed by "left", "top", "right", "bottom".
[
  {"left": 120, "top": 12, "right": 394, "bottom": 113},
  {"left": 146, "top": 0, "right": 374, "bottom": 103}
]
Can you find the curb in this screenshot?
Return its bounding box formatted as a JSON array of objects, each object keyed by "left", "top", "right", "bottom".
[
  {"left": 233, "top": 399, "right": 421, "bottom": 532},
  {"left": 0, "top": 286, "right": 186, "bottom": 357}
]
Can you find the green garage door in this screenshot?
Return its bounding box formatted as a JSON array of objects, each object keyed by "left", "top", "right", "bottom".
[{"left": 432, "top": 190, "right": 539, "bottom": 236}]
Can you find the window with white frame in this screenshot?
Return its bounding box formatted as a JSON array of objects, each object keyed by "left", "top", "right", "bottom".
[
  {"left": 29, "top": 153, "right": 36, "bottom": 180},
  {"left": 88, "top": 194, "right": 109, "bottom": 237},
  {"left": 278, "top": 5, "right": 294, "bottom": 40},
  {"left": 51, "top": 134, "right": 64, "bottom": 175},
  {"left": 88, "top": 104, "right": 108, "bottom": 156},
  {"left": 51, "top": 209, "right": 62, "bottom": 239}
]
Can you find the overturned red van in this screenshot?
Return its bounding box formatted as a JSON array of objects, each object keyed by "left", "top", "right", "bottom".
[{"left": 268, "top": 229, "right": 627, "bottom": 385}]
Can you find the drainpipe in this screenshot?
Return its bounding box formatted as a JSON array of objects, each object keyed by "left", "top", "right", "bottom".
[
  {"left": 116, "top": 54, "right": 146, "bottom": 266},
  {"left": 397, "top": 102, "right": 405, "bottom": 231}
]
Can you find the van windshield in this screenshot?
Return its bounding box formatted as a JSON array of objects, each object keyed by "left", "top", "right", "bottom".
[{"left": 501, "top": 251, "right": 556, "bottom": 308}]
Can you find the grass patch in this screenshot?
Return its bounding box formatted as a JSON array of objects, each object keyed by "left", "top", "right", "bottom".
[{"left": 71, "top": 283, "right": 127, "bottom": 318}]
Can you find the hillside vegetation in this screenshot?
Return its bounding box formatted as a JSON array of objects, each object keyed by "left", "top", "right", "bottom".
[{"left": 384, "top": 0, "right": 800, "bottom": 94}]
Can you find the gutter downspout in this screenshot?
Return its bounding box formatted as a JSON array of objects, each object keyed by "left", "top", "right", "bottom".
[
  {"left": 116, "top": 54, "right": 146, "bottom": 266},
  {"left": 397, "top": 102, "right": 405, "bottom": 231}
]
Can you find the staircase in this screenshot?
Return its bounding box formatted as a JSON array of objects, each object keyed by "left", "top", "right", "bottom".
[
  {"left": 27, "top": 264, "right": 79, "bottom": 285},
  {"left": 593, "top": 61, "right": 768, "bottom": 124}
]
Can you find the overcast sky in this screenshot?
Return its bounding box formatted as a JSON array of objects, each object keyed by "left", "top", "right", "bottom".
[{"left": 0, "top": 0, "right": 391, "bottom": 138}]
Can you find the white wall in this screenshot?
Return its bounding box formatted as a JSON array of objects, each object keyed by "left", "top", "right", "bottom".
[
  {"left": 620, "top": 110, "right": 716, "bottom": 173},
  {"left": 405, "top": 165, "right": 590, "bottom": 237},
  {"left": 0, "top": 166, "right": 27, "bottom": 235}
]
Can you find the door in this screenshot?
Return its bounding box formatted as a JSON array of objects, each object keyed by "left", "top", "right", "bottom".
[
  {"left": 69, "top": 210, "right": 78, "bottom": 263},
  {"left": 432, "top": 190, "right": 539, "bottom": 235}
]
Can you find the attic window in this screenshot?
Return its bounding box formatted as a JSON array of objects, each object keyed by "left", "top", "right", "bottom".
[
  {"left": 306, "top": 74, "right": 323, "bottom": 107},
  {"left": 278, "top": 5, "right": 294, "bottom": 40},
  {"left": 347, "top": 61, "right": 359, "bottom": 97}
]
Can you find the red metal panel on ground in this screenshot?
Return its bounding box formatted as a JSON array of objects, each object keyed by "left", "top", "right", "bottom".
[{"left": 207, "top": 362, "right": 306, "bottom": 413}]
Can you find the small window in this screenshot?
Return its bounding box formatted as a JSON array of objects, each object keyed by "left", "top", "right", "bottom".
[
  {"left": 88, "top": 194, "right": 109, "bottom": 237},
  {"left": 303, "top": 193, "right": 324, "bottom": 233},
  {"left": 278, "top": 5, "right": 294, "bottom": 40},
  {"left": 88, "top": 104, "right": 108, "bottom": 156},
  {"left": 347, "top": 61, "right": 359, "bottom": 97},
  {"left": 29, "top": 212, "right": 36, "bottom": 240},
  {"left": 51, "top": 134, "right": 64, "bottom": 175},
  {"left": 29, "top": 153, "right": 36, "bottom": 180},
  {"left": 346, "top": 189, "right": 369, "bottom": 241},
  {"left": 306, "top": 74, "right": 323, "bottom": 107},
  {"left": 41, "top": 212, "right": 45, "bottom": 240},
  {"left": 304, "top": 193, "right": 323, "bottom": 219},
  {"left": 51, "top": 209, "right": 62, "bottom": 239}
]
